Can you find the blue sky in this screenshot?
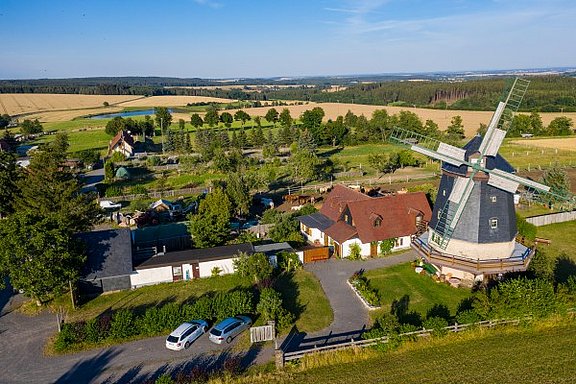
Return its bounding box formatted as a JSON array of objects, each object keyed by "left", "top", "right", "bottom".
[{"left": 1, "top": 0, "right": 575, "bottom": 79}]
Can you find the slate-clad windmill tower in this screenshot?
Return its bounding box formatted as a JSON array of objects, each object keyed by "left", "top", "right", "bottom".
[{"left": 390, "top": 78, "right": 572, "bottom": 281}]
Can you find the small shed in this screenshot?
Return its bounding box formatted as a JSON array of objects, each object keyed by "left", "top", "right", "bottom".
[
  {"left": 77, "top": 229, "right": 133, "bottom": 295},
  {"left": 115, "top": 166, "right": 131, "bottom": 180}
]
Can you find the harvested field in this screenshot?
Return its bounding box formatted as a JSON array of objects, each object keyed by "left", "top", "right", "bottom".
[
  {"left": 117, "top": 95, "right": 236, "bottom": 107},
  {"left": 226, "top": 103, "right": 576, "bottom": 137},
  {"left": 510, "top": 137, "right": 576, "bottom": 152},
  {"left": 0, "top": 93, "right": 140, "bottom": 116}
]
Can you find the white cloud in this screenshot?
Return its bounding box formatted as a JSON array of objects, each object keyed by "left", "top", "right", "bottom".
[{"left": 193, "top": 0, "right": 222, "bottom": 9}]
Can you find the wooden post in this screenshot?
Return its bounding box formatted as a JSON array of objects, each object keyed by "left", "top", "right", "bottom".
[
  {"left": 69, "top": 280, "right": 75, "bottom": 310},
  {"left": 275, "top": 349, "right": 285, "bottom": 369}
]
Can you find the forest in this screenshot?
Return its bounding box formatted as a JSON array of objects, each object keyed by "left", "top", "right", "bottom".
[{"left": 1, "top": 75, "right": 575, "bottom": 112}]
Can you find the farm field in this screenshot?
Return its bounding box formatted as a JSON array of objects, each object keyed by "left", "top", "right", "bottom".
[
  {"left": 5, "top": 93, "right": 576, "bottom": 136},
  {"left": 511, "top": 136, "right": 576, "bottom": 152},
  {"left": 278, "top": 321, "right": 576, "bottom": 384},
  {"left": 0, "top": 93, "right": 140, "bottom": 116}
]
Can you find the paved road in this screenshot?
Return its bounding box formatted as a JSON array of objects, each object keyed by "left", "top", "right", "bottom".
[
  {"left": 289, "top": 251, "right": 416, "bottom": 351},
  {"left": 0, "top": 253, "right": 414, "bottom": 383}
]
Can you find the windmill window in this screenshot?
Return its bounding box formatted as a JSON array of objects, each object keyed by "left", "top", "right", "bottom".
[
  {"left": 489, "top": 218, "right": 498, "bottom": 229},
  {"left": 437, "top": 211, "right": 441, "bottom": 220},
  {"left": 490, "top": 196, "right": 497, "bottom": 203},
  {"left": 442, "top": 189, "right": 446, "bottom": 196}
]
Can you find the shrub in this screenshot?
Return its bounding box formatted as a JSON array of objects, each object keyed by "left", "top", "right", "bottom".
[
  {"left": 489, "top": 277, "right": 559, "bottom": 318},
  {"left": 110, "top": 151, "right": 126, "bottom": 163},
  {"left": 422, "top": 316, "right": 449, "bottom": 337},
  {"left": 136, "top": 307, "right": 163, "bottom": 335},
  {"left": 277, "top": 251, "right": 302, "bottom": 272},
  {"left": 211, "top": 290, "right": 254, "bottom": 321},
  {"left": 348, "top": 243, "right": 362, "bottom": 260},
  {"left": 455, "top": 309, "right": 481, "bottom": 325},
  {"left": 54, "top": 323, "right": 79, "bottom": 352},
  {"left": 105, "top": 185, "right": 124, "bottom": 197},
  {"left": 211, "top": 266, "right": 222, "bottom": 277},
  {"left": 257, "top": 288, "right": 284, "bottom": 322},
  {"left": 84, "top": 318, "right": 102, "bottom": 343},
  {"left": 233, "top": 252, "right": 273, "bottom": 283},
  {"left": 379, "top": 239, "right": 395, "bottom": 256},
  {"left": 147, "top": 156, "right": 161, "bottom": 166},
  {"left": 109, "top": 309, "right": 136, "bottom": 340}
]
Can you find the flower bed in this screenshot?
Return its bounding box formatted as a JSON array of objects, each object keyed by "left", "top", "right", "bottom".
[{"left": 349, "top": 271, "right": 381, "bottom": 310}]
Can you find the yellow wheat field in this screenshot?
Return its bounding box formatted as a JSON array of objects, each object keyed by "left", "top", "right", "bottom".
[
  {"left": 0, "top": 93, "right": 141, "bottom": 115},
  {"left": 511, "top": 137, "right": 576, "bottom": 152},
  {"left": 118, "top": 95, "right": 236, "bottom": 107}
]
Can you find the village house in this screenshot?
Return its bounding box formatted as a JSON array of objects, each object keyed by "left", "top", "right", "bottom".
[
  {"left": 77, "top": 228, "right": 294, "bottom": 293},
  {"left": 108, "top": 129, "right": 135, "bottom": 157},
  {"left": 297, "top": 184, "right": 432, "bottom": 258}
]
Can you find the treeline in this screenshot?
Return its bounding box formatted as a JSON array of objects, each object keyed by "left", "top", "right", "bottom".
[
  {"left": 263, "top": 76, "right": 576, "bottom": 113},
  {"left": 2, "top": 76, "right": 576, "bottom": 112}
]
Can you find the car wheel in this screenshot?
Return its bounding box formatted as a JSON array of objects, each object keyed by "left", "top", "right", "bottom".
[
  {"left": 226, "top": 336, "right": 232, "bottom": 344},
  {"left": 184, "top": 341, "right": 191, "bottom": 349},
  {"left": 203, "top": 326, "right": 207, "bottom": 333}
]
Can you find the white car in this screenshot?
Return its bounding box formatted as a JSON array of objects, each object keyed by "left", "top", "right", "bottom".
[
  {"left": 99, "top": 200, "right": 122, "bottom": 210},
  {"left": 165, "top": 320, "right": 208, "bottom": 350}
]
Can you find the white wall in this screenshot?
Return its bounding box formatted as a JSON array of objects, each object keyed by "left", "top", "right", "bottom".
[
  {"left": 198, "top": 258, "right": 236, "bottom": 278},
  {"left": 392, "top": 236, "right": 411, "bottom": 251},
  {"left": 301, "top": 223, "right": 324, "bottom": 244},
  {"left": 182, "top": 263, "right": 193, "bottom": 281},
  {"left": 130, "top": 266, "right": 172, "bottom": 288},
  {"left": 342, "top": 238, "right": 371, "bottom": 258}
]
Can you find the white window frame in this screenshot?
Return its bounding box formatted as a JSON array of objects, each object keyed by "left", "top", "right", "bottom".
[
  {"left": 489, "top": 218, "right": 498, "bottom": 229},
  {"left": 490, "top": 196, "right": 497, "bottom": 203}
]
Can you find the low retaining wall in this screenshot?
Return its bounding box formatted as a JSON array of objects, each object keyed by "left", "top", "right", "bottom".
[{"left": 526, "top": 211, "right": 576, "bottom": 226}]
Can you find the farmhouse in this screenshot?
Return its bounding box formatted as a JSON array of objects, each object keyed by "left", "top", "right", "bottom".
[
  {"left": 108, "top": 129, "right": 135, "bottom": 157},
  {"left": 297, "top": 184, "right": 432, "bottom": 258}
]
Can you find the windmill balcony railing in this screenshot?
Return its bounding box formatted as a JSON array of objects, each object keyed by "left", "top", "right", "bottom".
[{"left": 411, "top": 237, "right": 535, "bottom": 274}]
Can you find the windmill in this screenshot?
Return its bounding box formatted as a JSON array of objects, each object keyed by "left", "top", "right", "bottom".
[{"left": 389, "top": 78, "right": 574, "bottom": 281}]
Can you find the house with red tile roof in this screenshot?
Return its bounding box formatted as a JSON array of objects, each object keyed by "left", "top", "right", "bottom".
[
  {"left": 297, "top": 184, "right": 432, "bottom": 258},
  {"left": 108, "top": 130, "right": 135, "bottom": 158}
]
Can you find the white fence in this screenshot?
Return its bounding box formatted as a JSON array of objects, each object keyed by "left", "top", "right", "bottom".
[
  {"left": 250, "top": 322, "right": 276, "bottom": 343},
  {"left": 526, "top": 210, "right": 576, "bottom": 226},
  {"left": 276, "top": 316, "right": 546, "bottom": 368}
]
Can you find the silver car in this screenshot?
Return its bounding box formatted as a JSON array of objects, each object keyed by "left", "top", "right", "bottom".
[
  {"left": 208, "top": 316, "right": 252, "bottom": 344},
  {"left": 166, "top": 320, "right": 208, "bottom": 350}
]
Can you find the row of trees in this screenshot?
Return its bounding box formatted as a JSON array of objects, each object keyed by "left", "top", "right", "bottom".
[{"left": 0, "top": 134, "right": 100, "bottom": 304}]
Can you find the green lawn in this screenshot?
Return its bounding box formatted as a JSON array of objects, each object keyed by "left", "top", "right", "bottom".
[
  {"left": 69, "top": 274, "right": 252, "bottom": 322},
  {"left": 281, "top": 321, "right": 576, "bottom": 384},
  {"left": 500, "top": 140, "right": 576, "bottom": 171},
  {"left": 365, "top": 263, "right": 472, "bottom": 320},
  {"left": 536, "top": 220, "right": 576, "bottom": 260},
  {"left": 275, "top": 270, "right": 333, "bottom": 334}
]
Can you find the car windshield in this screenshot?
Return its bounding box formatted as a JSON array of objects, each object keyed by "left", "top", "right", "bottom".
[
  {"left": 210, "top": 329, "right": 222, "bottom": 336},
  {"left": 167, "top": 335, "right": 179, "bottom": 343}
]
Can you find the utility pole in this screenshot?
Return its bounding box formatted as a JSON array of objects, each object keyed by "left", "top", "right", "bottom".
[{"left": 161, "top": 117, "right": 165, "bottom": 155}]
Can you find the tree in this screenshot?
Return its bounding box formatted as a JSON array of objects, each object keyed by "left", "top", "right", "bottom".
[
  {"left": 394, "top": 111, "right": 424, "bottom": 134},
  {"left": 265, "top": 108, "right": 279, "bottom": 126},
  {"left": 289, "top": 150, "right": 321, "bottom": 184},
  {"left": 220, "top": 112, "right": 233, "bottom": 128},
  {"left": 204, "top": 106, "right": 219, "bottom": 127},
  {"left": 369, "top": 109, "right": 390, "bottom": 141},
  {"left": 325, "top": 116, "right": 348, "bottom": 146},
  {"left": 0, "top": 114, "right": 11, "bottom": 130},
  {"left": 105, "top": 116, "right": 126, "bottom": 136},
  {"left": 104, "top": 160, "right": 115, "bottom": 182},
  {"left": 541, "top": 165, "right": 571, "bottom": 202},
  {"left": 0, "top": 212, "right": 86, "bottom": 304},
  {"left": 279, "top": 108, "right": 292, "bottom": 128},
  {"left": 529, "top": 112, "right": 545, "bottom": 136},
  {"left": 423, "top": 119, "right": 441, "bottom": 138},
  {"left": 446, "top": 115, "right": 465, "bottom": 140},
  {"left": 188, "top": 188, "right": 232, "bottom": 248},
  {"left": 234, "top": 110, "right": 251, "bottom": 126},
  {"left": 547, "top": 116, "right": 573, "bottom": 136},
  {"left": 154, "top": 107, "right": 172, "bottom": 133},
  {"left": 226, "top": 173, "right": 251, "bottom": 217},
  {"left": 15, "top": 136, "right": 100, "bottom": 233},
  {"left": 20, "top": 119, "right": 43, "bottom": 135},
  {"left": 300, "top": 107, "right": 325, "bottom": 142},
  {"left": 190, "top": 113, "right": 204, "bottom": 128},
  {"left": 251, "top": 125, "right": 265, "bottom": 147},
  {"left": 0, "top": 151, "right": 20, "bottom": 218}
]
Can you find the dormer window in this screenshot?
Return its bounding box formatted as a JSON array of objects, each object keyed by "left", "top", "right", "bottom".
[{"left": 374, "top": 218, "right": 382, "bottom": 227}]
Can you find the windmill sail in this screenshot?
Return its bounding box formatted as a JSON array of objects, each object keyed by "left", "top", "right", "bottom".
[{"left": 479, "top": 78, "right": 531, "bottom": 157}]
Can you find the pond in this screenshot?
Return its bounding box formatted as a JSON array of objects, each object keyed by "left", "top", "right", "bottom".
[{"left": 89, "top": 109, "right": 172, "bottom": 119}]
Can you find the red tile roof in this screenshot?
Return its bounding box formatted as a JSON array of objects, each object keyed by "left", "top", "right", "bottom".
[
  {"left": 109, "top": 130, "right": 134, "bottom": 153},
  {"left": 324, "top": 221, "right": 358, "bottom": 243},
  {"left": 319, "top": 184, "right": 370, "bottom": 221},
  {"left": 347, "top": 192, "right": 432, "bottom": 243}
]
